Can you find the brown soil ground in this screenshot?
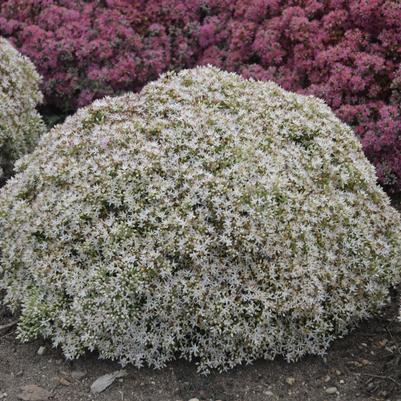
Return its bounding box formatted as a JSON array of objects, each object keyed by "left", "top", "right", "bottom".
[
  {"left": 1, "top": 290, "right": 401, "bottom": 401},
  {"left": 1, "top": 199, "right": 401, "bottom": 401}
]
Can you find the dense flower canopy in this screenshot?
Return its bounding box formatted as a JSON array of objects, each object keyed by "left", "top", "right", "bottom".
[
  {"left": 1, "top": 0, "right": 401, "bottom": 191},
  {"left": 0, "top": 67, "right": 400, "bottom": 372},
  {"left": 0, "top": 37, "right": 45, "bottom": 181}
]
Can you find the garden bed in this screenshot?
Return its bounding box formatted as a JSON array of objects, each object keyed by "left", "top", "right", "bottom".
[{"left": 0, "top": 297, "right": 400, "bottom": 401}]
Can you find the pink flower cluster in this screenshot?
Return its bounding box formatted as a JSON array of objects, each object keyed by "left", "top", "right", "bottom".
[
  {"left": 1, "top": 0, "right": 401, "bottom": 191},
  {"left": 0, "top": 0, "right": 173, "bottom": 110}
]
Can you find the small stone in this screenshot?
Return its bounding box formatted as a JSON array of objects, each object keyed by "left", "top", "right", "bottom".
[
  {"left": 16, "top": 370, "right": 24, "bottom": 377},
  {"left": 286, "top": 377, "right": 295, "bottom": 386},
  {"left": 324, "top": 375, "right": 331, "bottom": 383},
  {"left": 188, "top": 399, "right": 200, "bottom": 401},
  {"left": 17, "top": 385, "right": 51, "bottom": 401},
  {"left": 58, "top": 377, "right": 71, "bottom": 386},
  {"left": 335, "top": 370, "right": 342, "bottom": 376},
  {"left": 90, "top": 370, "right": 127, "bottom": 394},
  {"left": 339, "top": 379, "right": 345, "bottom": 384},
  {"left": 263, "top": 390, "right": 274, "bottom": 397},
  {"left": 361, "top": 359, "right": 370, "bottom": 366},
  {"left": 325, "top": 387, "right": 338, "bottom": 395},
  {"left": 37, "top": 346, "right": 46, "bottom": 356},
  {"left": 71, "top": 370, "right": 87, "bottom": 380},
  {"left": 0, "top": 393, "right": 7, "bottom": 400},
  {"left": 367, "top": 382, "right": 375, "bottom": 391}
]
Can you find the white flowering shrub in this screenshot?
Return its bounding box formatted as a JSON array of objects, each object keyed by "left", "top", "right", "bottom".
[
  {"left": 0, "top": 66, "right": 400, "bottom": 373},
  {"left": 0, "top": 37, "right": 45, "bottom": 181}
]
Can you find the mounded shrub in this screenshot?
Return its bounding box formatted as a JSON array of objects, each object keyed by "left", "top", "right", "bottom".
[
  {"left": 1, "top": 0, "right": 401, "bottom": 192},
  {"left": 0, "top": 37, "right": 45, "bottom": 182},
  {"left": 0, "top": 67, "right": 400, "bottom": 372}
]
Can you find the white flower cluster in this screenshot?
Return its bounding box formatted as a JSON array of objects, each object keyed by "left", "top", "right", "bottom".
[
  {"left": 0, "top": 66, "right": 400, "bottom": 373},
  {"left": 0, "top": 37, "right": 45, "bottom": 181}
]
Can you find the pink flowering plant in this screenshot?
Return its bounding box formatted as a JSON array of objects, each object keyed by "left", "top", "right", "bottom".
[
  {"left": 1, "top": 0, "right": 400, "bottom": 191},
  {"left": 0, "top": 0, "right": 172, "bottom": 111}
]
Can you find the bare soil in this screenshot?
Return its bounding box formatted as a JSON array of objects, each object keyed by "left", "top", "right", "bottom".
[{"left": 1, "top": 294, "right": 401, "bottom": 401}]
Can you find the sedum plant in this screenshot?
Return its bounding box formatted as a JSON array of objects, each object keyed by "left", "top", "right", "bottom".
[
  {"left": 0, "top": 37, "right": 45, "bottom": 182},
  {"left": 0, "top": 67, "right": 400, "bottom": 373},
  {"left": 2, "top": 0, "right": 401, "bottom": 192}
]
